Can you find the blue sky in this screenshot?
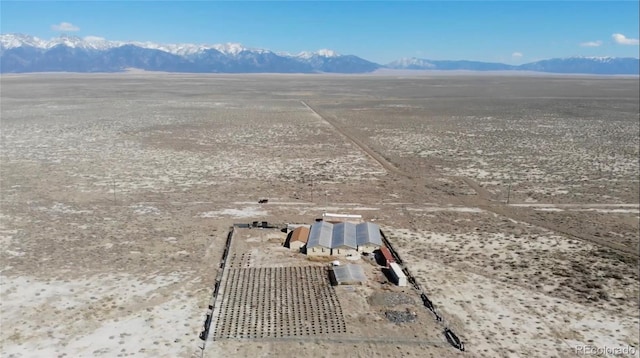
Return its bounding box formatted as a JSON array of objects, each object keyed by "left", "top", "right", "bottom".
[{"left": 1, "top": 1, "right": 638, "bottom": 64}]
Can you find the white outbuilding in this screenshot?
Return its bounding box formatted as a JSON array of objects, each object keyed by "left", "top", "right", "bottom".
[{"left": 389, "top": 262, "right": 407, "bottom": 287}]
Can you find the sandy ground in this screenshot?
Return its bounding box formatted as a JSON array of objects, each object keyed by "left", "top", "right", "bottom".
[
  {"left": 1, "top": 73, "right": 638, "bottom": 357},
  {"left": 387, "top": 220, "right": 639, "bottom": 357},
  {"left": 2, "top": 274, "right": 202, "bottom": 357}
]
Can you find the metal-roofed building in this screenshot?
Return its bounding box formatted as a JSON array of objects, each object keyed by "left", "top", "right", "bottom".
[
  {"left": 330, "top": 264, "right": 367, "bottom": 285},
  {"left": 307, "top": 220, "right": 381, "bottom": 257},
  {"left": 332, "top": 222, "right": 358, "bottom": 256},
  {"left": 306, "top": 221, "right": 333, "bottom": 256},
  {"left": 288, "top": 226, "right": 310, "bottom": 251},
  {"left": 355, "top": 222, "right": 382, "bottom": 253}
]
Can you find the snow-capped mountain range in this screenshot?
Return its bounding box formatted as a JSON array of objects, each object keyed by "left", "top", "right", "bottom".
[
  {"left": 0, "top": 34, "right": 323, "bottom": 57},
  {"left": 1, "top": 34, "right": 638, "bottom": 74},
  {"left": 0, "top": 34, "right": 377, "bottom": 73},
  {"left": 387, "top": 56, "right": 639, "bottom": 74}
]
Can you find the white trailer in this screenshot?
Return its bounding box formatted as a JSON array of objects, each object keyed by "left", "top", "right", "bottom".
[
  {"left": 322, "top": 212, "right": 363, "bottom": 224},
  {"left": 389, "top": 262, "right": 407, "bottom": 287}
]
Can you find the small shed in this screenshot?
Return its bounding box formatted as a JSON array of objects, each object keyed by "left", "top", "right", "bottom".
[
  {"left": 379, "top": 246, "right": 395, "bottom": 267},
  {"left": 330, "top": 264, "right": 366, "bottom": 285},
  {"left": 389, "top": 262, "right": 407, "bottom": 287},
  {"left": 288, "top": 226, "right": 310, "bottom": 251}
]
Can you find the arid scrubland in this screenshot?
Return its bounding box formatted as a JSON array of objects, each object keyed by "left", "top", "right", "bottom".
[{"left": 1, "top": 74, "right": 638, "bottom": 357}]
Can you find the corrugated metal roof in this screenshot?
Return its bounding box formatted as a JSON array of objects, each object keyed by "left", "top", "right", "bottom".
[
  {"left": 356, "top": 222, "right": 382, "bottom": 247},
  {"left": 380, "top": 246, "right": 395, "bottom": 263},
  {"left": 332, "top": 222, "right": 357, "bottom": 249},
  {"left": 332, "top": 264, "right": 366, "bottom": 285},
  {"left": 307, "top": 221, "right": 333, "bottom": 249},
  {"left": 290, "top": 226, "right": 310, "bottom": 243}
]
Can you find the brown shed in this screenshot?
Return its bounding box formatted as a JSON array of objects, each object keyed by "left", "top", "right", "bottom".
[
  {"left": 380, "top": 246, "right": 395, "bottom": 267},
  {"left": 288, "top": 226, "right": 310, "bottom": 251}
]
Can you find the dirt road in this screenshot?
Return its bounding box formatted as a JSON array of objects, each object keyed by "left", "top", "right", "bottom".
[{"left": 301, "top": 100, "right": 639, "bottom": 262}]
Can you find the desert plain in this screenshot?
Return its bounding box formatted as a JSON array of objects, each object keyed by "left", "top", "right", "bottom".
[{"left": 0, "top": 73, "right": 638, "bottom": 357}]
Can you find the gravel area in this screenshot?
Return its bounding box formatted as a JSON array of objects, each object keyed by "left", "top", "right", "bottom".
[{"left": 385, "top": 310, "right": 418, "bottom": 324}]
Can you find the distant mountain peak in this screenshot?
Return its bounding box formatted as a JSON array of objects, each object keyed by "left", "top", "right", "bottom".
[
  {"left": 1, "top": 33, "right": 46, "bottom": 49},
  {"left": 296, "top": 49, "right": 341, "bottom": 59},
  {"left": 316, "top": 49, "right": 339, "bottom": 57},
  {"left": 211, "top": 42, "right": 247, "bottom": 56},
  {"left": 387, "top": 57, "right": 436, "bottom": 69},
  {"left": 55, "top": 34, "right": 112, "bottom": 50},
  {"left": 562, "top": 56, "right": 629, "bottom": 63}
]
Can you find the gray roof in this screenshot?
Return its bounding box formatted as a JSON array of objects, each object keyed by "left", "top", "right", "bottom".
[
  {"left": 332, "top": 264, "right": 366, "bottom": 285},
  {"left": 356, "top": 222, "right": 382, "bottom": 247},
  {"left": 308, "top": 221, "right": 381, "bottom": 250},
  {"left": 332, "top": 222, "right": 357, "bottom": 249},
  {"left": 307, "top": 221, "right": 333, "bottom": 249}
]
